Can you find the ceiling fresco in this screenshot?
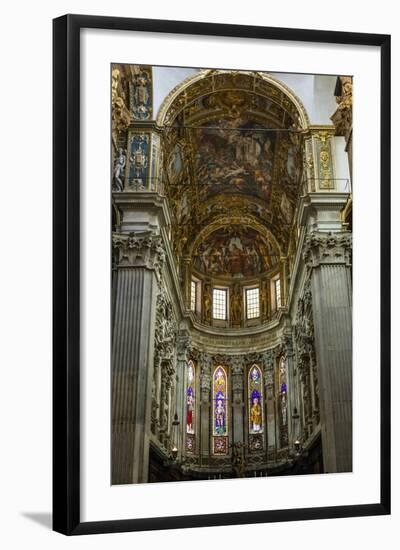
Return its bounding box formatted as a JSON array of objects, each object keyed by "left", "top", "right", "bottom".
[
  {"left": 192, "top": 119, "right": 276, "bottom": 203},
  {"left": 162, "top": 70, "right": 305, "bottom": 278},
  {"left": 192, "top": 225, "right": 278, "bottom": 278}
]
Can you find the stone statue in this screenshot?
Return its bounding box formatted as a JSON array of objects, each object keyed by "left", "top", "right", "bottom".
[
  {"left": 230, "top": 284, "right": 242, "bottom": 326},
  {"left": 203, "top": 283, "right": 211, "bottom": 323},
  {"left": 113, "top": 148, "right": 126, "bottom": 191}
]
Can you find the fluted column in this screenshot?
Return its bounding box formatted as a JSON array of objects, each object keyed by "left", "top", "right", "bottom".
[
  {"left": 303, "top": 231, "right": 352, "bottom": 472},
  {"left": 111, "top": 231, "right": 164, "bottom": 484}
]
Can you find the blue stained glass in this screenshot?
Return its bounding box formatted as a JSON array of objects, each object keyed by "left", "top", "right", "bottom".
[{"left": 213, "top": 367, "right": 227, "bottom": 436}]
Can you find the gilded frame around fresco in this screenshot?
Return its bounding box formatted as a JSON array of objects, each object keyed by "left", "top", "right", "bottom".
[{"left": 53, "top": 14, "right": 391, "bottom": 535}]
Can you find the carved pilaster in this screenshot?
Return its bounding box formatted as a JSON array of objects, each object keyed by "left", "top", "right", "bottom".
[{"left": 303, "top": 230, "right": 352, "bottom": 472}]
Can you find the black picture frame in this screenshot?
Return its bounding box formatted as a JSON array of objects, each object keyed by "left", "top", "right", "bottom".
[{"left": 53, "top": 14, "right": 391, "bottom": 535}]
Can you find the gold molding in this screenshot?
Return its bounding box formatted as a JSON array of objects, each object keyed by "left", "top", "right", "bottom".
[{"left": 156, "top": 70, "right": 310, "bottom": 129}]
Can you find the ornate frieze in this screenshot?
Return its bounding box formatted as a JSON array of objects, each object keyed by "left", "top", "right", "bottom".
[
  {"left": 112, "top": 231, "right": 165, "bottom": 279},
  {"left": 302, "top": 231, "right": 352, "bottom": 269}
]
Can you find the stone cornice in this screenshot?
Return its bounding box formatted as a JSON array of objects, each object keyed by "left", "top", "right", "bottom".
[
  {"left": 298, "top": 192, "right": 350, "bottom": 227},
  {"left": 112, "top": 191, "right": 171, "bottom": 229},
  {"left": 302, "top": 231, "right": 352, "bottom": 269}
]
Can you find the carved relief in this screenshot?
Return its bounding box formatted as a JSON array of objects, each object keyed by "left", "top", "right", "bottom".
[
  {"left": 315, "top": 132, "right": 335, "bottom": 190},
  {"left": 294, "top": 278, "right": 320, "bottom": 438},
  {"left": 303, "top": 231, "right": 352, "bottom": 269},
  {"left": 153, "top": 290, "right": 178, "bottom": 443},
  {"left": 130, "top": 65, "right": 153, "bottom": 120},
  {"left": 126, "top": 132, "right": 150, "bottom": 191},
  {"left": 112, "top": 231, "right": 165, "bottom": 280},
  {"left": 111, "top": 67, "right": 130, "bottom": 136}
]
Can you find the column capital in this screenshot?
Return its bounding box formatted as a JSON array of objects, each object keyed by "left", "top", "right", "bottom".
[
  {"left": 303, "top": 230, "right": 352, "bottom": 269},
  {"left": 112, "top": 230, "right": 165, "bottom": 279}
]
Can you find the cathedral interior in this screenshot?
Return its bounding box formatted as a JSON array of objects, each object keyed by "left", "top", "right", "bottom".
[{"left": 111, "top": 66, "right": 353, "bottom": 484}]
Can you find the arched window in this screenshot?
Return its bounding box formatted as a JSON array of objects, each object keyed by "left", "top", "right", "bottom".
[
  {"left": 185, "top": 361, "right": 196, "bottom": 453},
  {"left": 212, "top": 366, "right": 228, "bottom": 454},
  {"left": 248, "top": 365, "right": 264, "bottom": 434}
]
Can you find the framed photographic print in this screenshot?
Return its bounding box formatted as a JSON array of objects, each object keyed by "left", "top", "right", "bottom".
[{"left": 53, "top": 14, "right": 391, "bottom": 535}]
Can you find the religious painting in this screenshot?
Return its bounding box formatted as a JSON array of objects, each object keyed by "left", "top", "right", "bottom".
[
  {"left": 167, "top": 143, "right": 183, "bottom": 182},
  {"left": 193, "top": 226, "right": 278, "bottom": 278},
  {"left": 192, "top": 119, "right": 276, "bottom": 203}
]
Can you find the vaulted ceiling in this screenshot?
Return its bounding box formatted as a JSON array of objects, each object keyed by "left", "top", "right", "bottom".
[{"left": 161, "top": 70, "right": 306, "bottom": 280}]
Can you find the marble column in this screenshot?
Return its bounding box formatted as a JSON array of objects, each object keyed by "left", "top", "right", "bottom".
[
  {"left": 263, "top": 351, "right": 276, "bottom": 455},
  {"left": 176, "top": 333, "right": 190, "bottom": 462},
  {"left": 111, "top": 231, "right": 165, "bottom": 484},
  {"left": 283, "top": 337, "right": 295, "bottom": 447},
  {"left": 199, "top": 355, "right": 212, "bottom": 465},
  {"left": 303, "top": 231, "right": 352, "bottom": 473},
  {"left": 231, "top": 357, "right": 245, "bottom": 446}
]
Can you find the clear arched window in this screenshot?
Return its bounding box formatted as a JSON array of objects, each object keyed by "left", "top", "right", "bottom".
[{"left": 248, "top": 365, "right": 264, "bottom": 434}]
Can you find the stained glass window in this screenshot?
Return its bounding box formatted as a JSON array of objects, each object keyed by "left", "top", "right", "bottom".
[
  {"left": 212, "top": 288, "right": 227, "bottom": 320},
  {"left": 246, "top": 287, "right": 260, "bottom": 319},
  {"left": 248, "top": 365, "right": 263, "bottom": 434},
  {"left": 279, "top": 357, "right": 288, "bottom": 446},
  {"left": 190, "top": 280, "right": 197, "bottom": 312},
  {"left": 186, "top": 361, "right": 195, "bottom": 434},
  {"left": 212, "top": 366, "right": 228, "bottom": 436}
]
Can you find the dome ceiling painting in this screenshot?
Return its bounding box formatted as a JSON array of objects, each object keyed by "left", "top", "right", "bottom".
[
  {"left": 192, "top": 225, "right": 278, "bottom": 279},
  {"left": 161, "top": 70, "right": 306, "bottom": 281}
]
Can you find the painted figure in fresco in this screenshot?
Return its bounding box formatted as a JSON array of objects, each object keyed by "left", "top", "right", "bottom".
[
  {"left": 193, "top": 119, "right": 276, "bottom": 202},
  {"left": 215, "top": 398, "right": 225, "bottom": 434},
  {"left": 113, "top": 148, "right": 126, "bottom": 191},
  {"left": 194, "top": 226, "right": 278, "bottom": 278},
  {"left": 250, "top": 397, "right": 262, "bottom": 432}
]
